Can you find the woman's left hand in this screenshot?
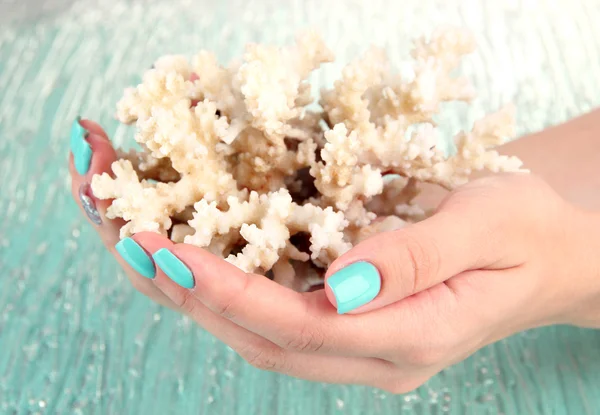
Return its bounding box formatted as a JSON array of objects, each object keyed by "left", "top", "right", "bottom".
[{"left": 70, "top": 119, "right": 600, "bottom": 393}]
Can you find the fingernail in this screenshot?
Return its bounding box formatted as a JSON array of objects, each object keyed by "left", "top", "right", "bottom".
[
  {"left": 70, "top": 116, "right": 92, "bottom": 175},
  {"left": 78, "top": 183, "right": 102, "bottom": 225},
  {"left": 115, "top": 237, "right": 156, "bottom": 279},
  {"left": 327, "top": 261, "right": 381, "bottom": 314},
  {"left": 153, "top": 248, "right": 194, "bottom": 288}
]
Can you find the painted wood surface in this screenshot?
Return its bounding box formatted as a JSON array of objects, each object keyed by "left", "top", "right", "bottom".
[{"left": 1, "top": 1, "right": 600, "bottom": 413}]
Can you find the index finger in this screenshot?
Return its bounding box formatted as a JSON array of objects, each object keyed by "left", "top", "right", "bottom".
[{"left": 144, "top": 238, "right": 391, "bottom": 356}]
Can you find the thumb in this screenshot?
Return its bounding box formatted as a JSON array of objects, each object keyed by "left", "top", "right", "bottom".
[{"left": 324, "top": 201, "right": 517, "bottom": 314}]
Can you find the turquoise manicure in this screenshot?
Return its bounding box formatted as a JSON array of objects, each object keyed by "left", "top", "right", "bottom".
[
  {"left": 153, "top": 248, "right": 195, "bottom": 289},
  {"left": 327, "top": 261, "right": 381, "bottom": 314},
  {"left": 115, "top": 237, "right": 156, "bottom": 279},
  {"left": 70, "top": 116, "right": 92, "bottom": 175}
]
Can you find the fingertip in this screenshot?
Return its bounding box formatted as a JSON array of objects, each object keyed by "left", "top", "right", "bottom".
[
  {"left": 69, "top": 115, "right": 116, "bottom": 176},
  {"left": 172, "top": 243, "right": 246, "bottom": 278},
  {"left": 79, "top": 118, "right": 110, "bottom": 140},
  {"left": 69, "top": 132, "right": 120, "bottom": 227},
  {"left": 325, "top": 247, "right": 371, "bottom": 313},
  {"left": 69, "top": 134, "right": 116, "bottom": 180},
  {"left": 112, "top": 233, "right": 174, "bottom": 280},
  {"left": 152, "top": 247, "right": 195, "bottom": 289},
  {"left": 131, "top": 232, "right": 175, "bottom": 252},
  {"left": 325, "top": 260, "right": 382, "bottom": 315},
  {"left": 87, "top": 133, "right": 118, "bottom": 171},
  {"left": 110, "top": 233, "right": 181, "bottom": 310},
  {"left": 115, "top": 236, "right": 157, "bottom": 279},
  {"left": 324, "top": 281, "right": 338, "bottom": 310}
]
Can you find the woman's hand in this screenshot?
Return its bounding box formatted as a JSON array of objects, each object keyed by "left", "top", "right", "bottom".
[{"left": 69, "top": 117, "right": 600, "bottom": 393}]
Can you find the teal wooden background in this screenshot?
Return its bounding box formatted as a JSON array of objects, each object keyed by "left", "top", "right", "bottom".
[{"left": 1, "top": 0, "right": 600, "bottom": 413}]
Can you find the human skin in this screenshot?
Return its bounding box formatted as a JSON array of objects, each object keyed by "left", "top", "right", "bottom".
[
  {"left": 68, "top": 109, "right": 600, "bottom": 393},
  {"left": 414, "top": 109, "right": 600, "bottom": 211}
]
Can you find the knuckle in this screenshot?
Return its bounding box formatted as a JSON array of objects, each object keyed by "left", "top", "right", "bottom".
[
  {"left": 215, "top": 297, "right": 237, "bottom": 320},
  {"left": 400, "top": 232, "right": 441, "bottom": 293},
  {"left": 282, "top": 322, "right": 325, "bottom": 353},
  {"left": 213, "top": 275, "right": 251, "bottom": 319},
  {"left": 238, "top": 343, "right": 286, "bottom": 372},
  {"left": 177, "top": 290, "right": 198, "bottom": 316}
]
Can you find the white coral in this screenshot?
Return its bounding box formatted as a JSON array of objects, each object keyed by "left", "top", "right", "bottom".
[
  {"left": 237, "top": 30, "right": 334, "bottom": 143},
  {"left": 91, "top": 28, "right": 527, "bottom": 290},
  {"left": 184, "top": 189, "right": 349, "bottom": 273},
  {"left": 91, "top": 160, "right": 196, "bottom": 237}
]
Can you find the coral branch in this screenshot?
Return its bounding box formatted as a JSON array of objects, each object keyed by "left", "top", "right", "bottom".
[{"left": 91, "top": 27, "right": 526, "bottom": 291}]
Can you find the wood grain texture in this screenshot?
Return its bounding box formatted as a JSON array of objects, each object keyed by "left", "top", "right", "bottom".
[{"left": 1, "top": 0, "right": 600, "bottom": 413}]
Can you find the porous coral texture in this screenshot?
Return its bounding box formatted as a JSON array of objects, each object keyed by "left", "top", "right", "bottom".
[{"left": 91, "top": 28, "right": 527, "bottom": 291}]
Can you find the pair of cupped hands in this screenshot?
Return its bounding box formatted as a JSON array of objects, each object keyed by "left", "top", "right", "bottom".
[{"left": 69, "top": 118, "right": 600, "bottom": 393}]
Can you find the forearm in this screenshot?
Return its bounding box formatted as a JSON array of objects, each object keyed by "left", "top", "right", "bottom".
[
  {"left": 415, "top": 109, "right": 600, "bottom": 209},
  {"left": 502, "top": 110, "right": 600, "bottom": 326},
  {"left": 560, "top": 208, "right": 600, "bottom": 328},
  {"left": 499, "top": 108, "right": 600, "bottom": 210}
]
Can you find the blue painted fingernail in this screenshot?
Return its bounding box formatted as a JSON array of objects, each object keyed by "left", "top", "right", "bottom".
[
  {"left": 153, "top": 248, "right": 194, "bottom": 288},
  {"left": 327, "top": 261, "right": 381, "bottom": 314},
  {"left": 115, "top": 237, "right": 156, "bottom": 279},
  {"left": 70, "top": 116, "right": 92, "bottom": 175}
]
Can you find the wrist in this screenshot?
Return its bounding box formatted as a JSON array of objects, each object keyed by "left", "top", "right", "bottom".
[
  {"left": 559, "top": 209, "right": 600, "bottom": 328},
  {"left": 498, "top": 109, "right": 600, "bottom": 211}
]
